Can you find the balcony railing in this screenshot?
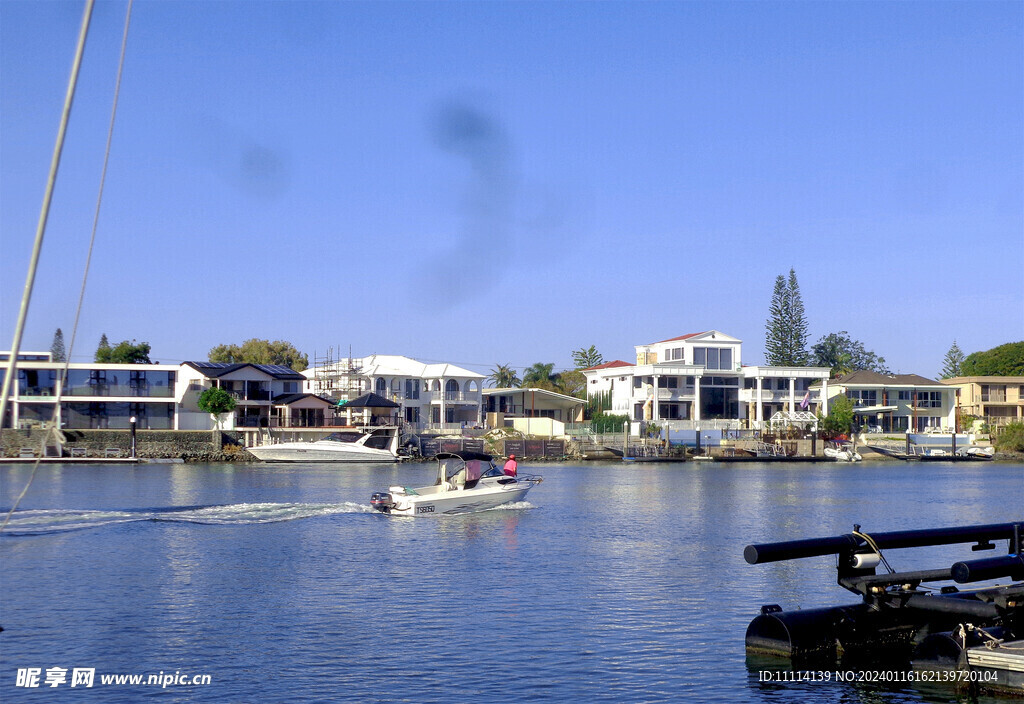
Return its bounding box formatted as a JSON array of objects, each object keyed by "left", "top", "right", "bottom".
[{"left": 235, "top": 416, "right": 401, "bottom": 429}]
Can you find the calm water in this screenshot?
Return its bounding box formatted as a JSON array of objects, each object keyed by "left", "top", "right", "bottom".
[{"left": 1, "top": 460, "right": 1021, "bottom": 703}]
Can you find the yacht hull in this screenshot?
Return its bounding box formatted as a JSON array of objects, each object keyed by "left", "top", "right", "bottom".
[{"left": 247, "top": 441, "right": 397, "bottom": 463}]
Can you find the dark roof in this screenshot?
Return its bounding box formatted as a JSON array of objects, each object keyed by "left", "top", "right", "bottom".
[
  {"left": 271, "top": 393, "right": 334, "bottom": 406},
  {"left": 185, "top": 361, "right": 306, "bottom": 380},
  {"left": 340, "top": 392, "right": 400, "bottom": 408},
  {"left": 835, "top": 371, "right": 943, "bottom": 386}
]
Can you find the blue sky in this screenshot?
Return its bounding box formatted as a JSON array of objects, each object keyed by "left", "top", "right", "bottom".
[{"left": 2, "top": 1, "right": 1021, "bottom": 378}]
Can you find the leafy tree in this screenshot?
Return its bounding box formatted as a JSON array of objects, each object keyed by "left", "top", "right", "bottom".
[
  {"left": 811, "top": 331, "right": 891, "bottom": 377},
  {"left": 487, "top": 363, "right": 521, "bottom": 388},
  {"left": 764, "top": 268, "right": 809, "bottom": 366},
  {"left": 555, "top": 370, "right": 586, "bottom": 398},
  {"left": 819, "top": 394, "right": 854, "bottom": 437},
  {"left": 571, "top": 345, "right": 604, "bottom": 370},
  {"left": 209, "top": 338, "right": 309, "bottom": 372},
  {"left": 95, "top": 334, "right": 111, "bottom": 361},
  {"left": 940, "top": 340, "right": 965, "bottom": 379},
  {"left": 197, "top": 387, "right": 237, "bottom": 430},
  {"left": 96, "top": 339, "right": 152, "bottom": 364},
  {"left": 50, "top": 328, "right": 66, "bottom": 363},
  {"left": 960, "top": 342, "right": 1024, "bottom": 376},
  {"left": 523, "top": 362, "right": 557, "bottom": 388}
]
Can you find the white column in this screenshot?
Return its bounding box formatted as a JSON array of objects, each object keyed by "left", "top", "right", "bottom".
[
  {"left": 653, "top": 374, "right": 660, "bottom": 421},
  {"left": 789, "top": 378, "right": 796, "bottom": 414},
  {"left": 822, "top": 379, "right": 829, "bottom": 416},
  {"left": 693, "top": 375, "right": 702, "bottom": 422},
  {"left": 756, "top": 377, "right": 763, "bottom": 423}
]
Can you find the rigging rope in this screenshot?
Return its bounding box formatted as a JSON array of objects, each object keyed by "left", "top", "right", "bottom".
[
  {"left": 1, "top": 0, "right": 134, "bottom": 533},
  {"left": 852, "top": 529, "right": 897, "bottom": 575}
]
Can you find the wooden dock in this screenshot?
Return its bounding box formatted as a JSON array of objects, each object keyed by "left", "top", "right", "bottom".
[{"left": 965, "top": 640, "right": 1024, "bottom": 695}]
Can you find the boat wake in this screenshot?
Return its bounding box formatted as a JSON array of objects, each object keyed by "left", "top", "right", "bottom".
[{"left": 0, "top": 502, "right": 375, "bottom": 536}]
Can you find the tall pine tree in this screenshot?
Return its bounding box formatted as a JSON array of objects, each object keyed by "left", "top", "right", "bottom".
[
  {"left": 50, "top": 328, "right": 66, "bottom": 362},
  {"left": 764, "top": 268, "right": 809, "bottom": 366},
  {"left": 95, "top": 334, "right": 111, "bottom": 362},
  {"left": 940, "top": 340, "right": 965, "bottom": 379}
]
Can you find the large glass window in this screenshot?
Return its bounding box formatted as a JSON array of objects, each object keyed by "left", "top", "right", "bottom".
[
  {"left": 693, "top": 347, "right": 733, "bottom": 370},
  {"left": 848, "top": 390, "right": 877, "bottom": 407},
  {"left": 445, "top": 379, "right": 460, "bottom": 401},
  {"left": 405, "top": 379, "right": 420, "bottom": 400},
  {"left": 17, "top": 369, "right": 57, "bottom": 396}
]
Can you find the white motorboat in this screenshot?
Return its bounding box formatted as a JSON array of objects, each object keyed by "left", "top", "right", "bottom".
[
  {"left": 247, "top": 428, "right": 399, "bottom": 462},
  {"left": 824, "top": 443, "right": 862, "bottom": 462},
  {"left": 371, "top": 451, "right": 542, "bottom": 516}
]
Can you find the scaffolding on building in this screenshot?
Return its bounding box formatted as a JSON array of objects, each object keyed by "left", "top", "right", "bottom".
[{"left": 310, "top": 347, "right": 364, "bottom": 404}]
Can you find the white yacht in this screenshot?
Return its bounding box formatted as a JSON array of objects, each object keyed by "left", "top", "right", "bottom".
[
  {"left": 247, "top": 428, "right": 399, "bottom": 462},
  {"left": 371, "top": 451, "right": 542, "bottom": 516}
]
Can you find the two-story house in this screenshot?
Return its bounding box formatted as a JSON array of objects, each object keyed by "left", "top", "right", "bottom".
[
  {"left": 177, "top": 362, "right": 327, "bottom": 430},
  {"left": 941, "top": 376, "right": 1024, "bottom": 429},
  {"left": 816, "top": 371, "right": 958, "bottom": 433}
]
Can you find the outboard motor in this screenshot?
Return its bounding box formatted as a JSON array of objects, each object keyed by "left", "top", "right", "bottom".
[{"left": 370, "top": 492, "right": 394, "bottom": 513}]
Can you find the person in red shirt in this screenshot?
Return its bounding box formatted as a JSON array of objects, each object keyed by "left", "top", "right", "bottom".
[{"left": 503, "top": 454, "right": 518, "bottom": 477}]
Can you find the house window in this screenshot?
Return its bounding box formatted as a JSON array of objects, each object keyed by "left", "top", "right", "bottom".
[
  {"left": 848, "top": 390, "right": 877, "bottom": 407},
  {"left": 694, "top": 347, "right": 731, "bottom": 370},
  {"left": 445, "top": 379, "right": 459, "bottom": 401},
  {"left": 898, "top": 390, "right": 912, "bottom": 401},
  {"left": 981, "top": 385, "right": 1006, "bottom": 402},
  {"left": 375, "top": 378, "right": 386, "bottom": 395},
  {"left": 283, "top": 382, "right": 298, "bottom": 393},
  {"left": 405, "top": 379, "right": 420, "bottom": 400}
]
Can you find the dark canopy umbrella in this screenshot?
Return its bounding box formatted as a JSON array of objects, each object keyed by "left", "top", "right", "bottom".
[{"left": 339, "top": 392, "right": 400, "bottom": 409}]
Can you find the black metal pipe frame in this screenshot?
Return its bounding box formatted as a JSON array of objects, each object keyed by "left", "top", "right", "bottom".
[{"left": 744, "top": 522, "right": 1023, "bottom": 565}]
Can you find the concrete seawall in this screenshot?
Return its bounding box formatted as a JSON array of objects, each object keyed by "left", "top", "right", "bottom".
[{"left": 1, "top": 428, "right": 254, "bottom": 462}]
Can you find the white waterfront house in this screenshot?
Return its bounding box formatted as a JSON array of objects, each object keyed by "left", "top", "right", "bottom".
[
  {"left": 581, "top": 331, "right": 831, "bottom": 429},
  {"left": 304, "top": 354, "right": 484, "bottom": 430}
]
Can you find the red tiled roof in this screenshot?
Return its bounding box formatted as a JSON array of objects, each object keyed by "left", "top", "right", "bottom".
[
  {"left": 582, "top": 360, "right": 632, "bottom": 371},
  {"left": 654, "top": 332, "right": 707, "bottom": 344}
]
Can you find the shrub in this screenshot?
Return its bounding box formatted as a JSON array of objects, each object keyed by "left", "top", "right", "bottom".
[
  {"left": 994, "top": 423, "right": 1024, "bottom": 453},
  {"left": 591, "top": 412, "right": 629, "bottom": 435}
]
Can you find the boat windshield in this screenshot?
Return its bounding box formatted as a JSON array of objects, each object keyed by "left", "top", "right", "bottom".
[
  {"left": 439, "top": 457, "right": 493, "bottom": 483},
  {"left": 479, "top": 464, "right": 505, "bottom": 478},
  {"left": 321, "top": 432, "right": 363, "bottom": 443}
]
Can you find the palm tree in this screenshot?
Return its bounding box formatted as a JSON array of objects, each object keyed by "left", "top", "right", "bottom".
[
  {"left": 523, "top": 362, "right": 556, "bottom": 388},
  {"left": 488, "top": 363, "right": 521, "bottom": 388}
]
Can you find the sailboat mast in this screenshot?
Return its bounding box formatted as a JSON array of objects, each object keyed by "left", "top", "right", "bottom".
[{"left": 0, "top": 0, "right": 96, "bottom": 427}]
